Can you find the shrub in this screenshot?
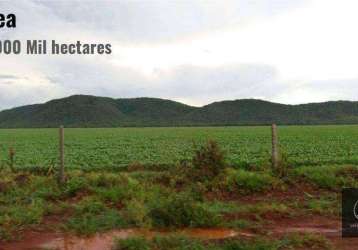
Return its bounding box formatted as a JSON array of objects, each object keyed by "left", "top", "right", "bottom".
[
  {"left": 65, "top": 197, "right": 126, "bottom": 235},
  {"left": 113, "top": 237, "right": 150, "bottom": 250},
  {"left": 31, "top": 176, "right": 61, "bottom": 200},
  {"left": 73, "top": 197, "right": 107, "bottom": 215},
  {"left": 62, "top": 176, "right": 89, "bottom": 197},
  {"left": 221, "top": 168, "right": 278, "bottom": 193},
  {"left": 3, "top": 199, "right": 45, "bottom": 226},
  {"left": 148, "top": 192, "right": 221, "bottom": 228},
  {"left": 191, "top": 140, "right": 226, "bottom": 181},
  {"left": 175, "top": 140, "right": 227, "bottom": 185},
  {"left": 66, "top": 209, "right": 126, "bottom": 235},
  {"left": 91, "top": 174, "right": 144, "bottom": 203},
  {"left": 0, "top": 198, "right": 45, "bottom": 240},
  {"left": 124, "top": 199, "right": 151, "bottom": 227}
]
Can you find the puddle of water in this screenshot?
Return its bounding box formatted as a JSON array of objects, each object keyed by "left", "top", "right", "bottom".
[{"left": 39, "top": 228, "right": 239, "bottom": 250}]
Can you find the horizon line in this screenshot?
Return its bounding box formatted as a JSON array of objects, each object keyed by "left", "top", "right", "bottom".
[{"left": 0, "top": 94, "right": 357, "bottom": 112}]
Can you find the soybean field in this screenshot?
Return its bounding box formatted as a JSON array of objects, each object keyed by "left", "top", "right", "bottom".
[{"left": 1, "top": 125, "right": 358, "bottom": 169}]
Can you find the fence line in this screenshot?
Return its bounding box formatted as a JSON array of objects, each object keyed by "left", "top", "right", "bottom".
[{"left": 271, "top": 124, "right": 279, "bottom": 169}]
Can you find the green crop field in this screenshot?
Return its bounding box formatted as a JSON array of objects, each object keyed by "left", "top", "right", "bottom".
[
  {"left": 1, "top": 125, "right": 356, "bottom": 249},
  {"left": 1, "top": 125, "right": 358, "bottom": 169}
]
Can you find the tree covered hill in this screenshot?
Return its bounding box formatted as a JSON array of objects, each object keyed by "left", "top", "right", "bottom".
[{"left": 1, "top": 95, "right": 358, "bottom": 127}]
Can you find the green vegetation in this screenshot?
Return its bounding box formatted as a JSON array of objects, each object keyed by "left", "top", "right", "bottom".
[
  {"left": 0, "top": 142, "right": 345, "bottom": 245},
  {"left": 219, "top": 168, "right": 279, "bottom": 193},
  {"left": 293, "top": 165, "right": 358, "bottom": 190},
  {"left": 0, "top": 126, "right": 352, "bottom": 249},
  {"left": 280, "top": 233, "right": 333, "bottom": 250},
  {"left": 2, "top": 95, "right": 358, "bottom": 128},
  {"left": 1, "top": 125, "right": 358, "bottom": 169},
  {"left": 65, "top": 197, "right": 126, "bottom": 235},
  {"left": 113, "top": 234, "right": 332, "bottom": 250}
]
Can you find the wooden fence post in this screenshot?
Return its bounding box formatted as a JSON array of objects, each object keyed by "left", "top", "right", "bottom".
[
  {"left": 271, "top": 124, "right": 279, "bottom": 169},
  {"left": 9, "top": 147, "right": 15, "bottom": 172},
  {"left": 58, "top": 125, "right": 65, "bottom": 184}
]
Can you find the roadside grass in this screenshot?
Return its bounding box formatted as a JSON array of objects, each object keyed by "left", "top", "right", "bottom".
[
  {"left": 292, "top": 165, "right": 358, "bottom": 190},
  {"left": 146, "top": 191, "right": 222, "bottom": 228},
  {"left": 280, "top": 233, "right": 333, "bottom": 250},
  {"left": 202, "top": 200, "right": 291, "bottom": 216},
  {"left": 0, "top": 199, "right": 45, "bottom": 240},
  {"left": 238, "top": 203, "right": 291, "bottom": 217},
  {"left": 201, "top": 201, "right": 242, "bottom": 214},
  {"left": 0, "top": 171, "right": 55, "bottom": 240},
  {"left": 0, "top": 163, "right": 342, "bottom": 240},
  {"left": 304, "top": 194, "right": 340, "bottom": 216},
  {"left": 0, "top": 142, "right": 348, "bottom": 243},
  {"left": 224, "top": 218, "right": 252, "bottom": 230},
  {"left": 113, "top": 233, "right": 333, "bottom": 250},
  {"left": 65, "top": 199, "right": 127, "bottom": 235},
  {"left": 113, "top": 236, "right": 151, "bottom": 250},
  {"left": 113, "top": 235, "right": 281, "bottom": 250},
  {"left": 215, "top": 168, "right": 282, "bottom": 193}
]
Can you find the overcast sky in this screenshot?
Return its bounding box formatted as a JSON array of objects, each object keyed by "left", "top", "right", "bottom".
[{"left": 1, "top": 0, "right": 358, "bottom": 110}]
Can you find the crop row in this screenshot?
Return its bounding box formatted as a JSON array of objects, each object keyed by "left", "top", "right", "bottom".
[{"left": 1, "top": 125, "right": 358, "bottom": 169}]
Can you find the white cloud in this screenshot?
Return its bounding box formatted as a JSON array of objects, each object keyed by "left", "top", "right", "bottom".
[{"left": 0, "top": 0, "right": 358, "bottom": 110}]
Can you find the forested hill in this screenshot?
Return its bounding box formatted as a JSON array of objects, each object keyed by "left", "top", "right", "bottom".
[{"left": 1, "top": 95, "right": 358, "bottom": 127}]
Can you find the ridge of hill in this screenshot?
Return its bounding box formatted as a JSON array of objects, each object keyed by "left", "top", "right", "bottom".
[{"left": 1, "top": 95, "right": 358, "bottom": 127}]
